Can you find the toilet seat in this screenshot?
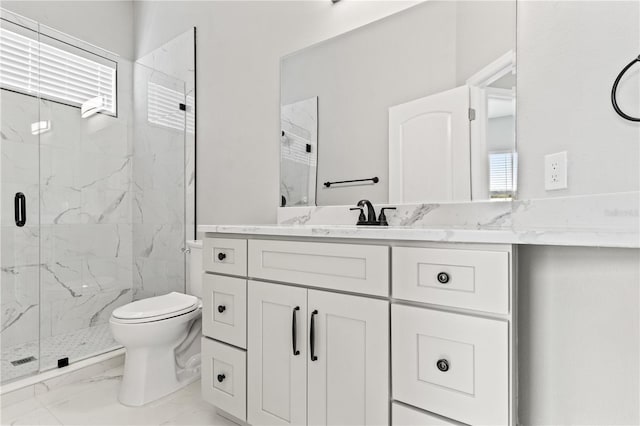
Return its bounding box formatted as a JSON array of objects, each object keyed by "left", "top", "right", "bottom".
[{"left": 112, "top": 292, "right": 199, "bottom": 324}]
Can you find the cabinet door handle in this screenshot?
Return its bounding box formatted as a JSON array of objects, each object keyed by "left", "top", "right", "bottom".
[
  {"left": 217, "top": 305, "right": 226, "bottom": 313},
  {"left": 310, "top": 309, "right": 318, "bottom": 361},
  {"left": 14, "top": 192, "right": 26, "bottom": 227},
  {"left": 292, "top": 306, "right": 300, "bottom": 355},
  {"left": 217, "top": 374, "right": 226, "bottom": 383},
  {"left": 217, "top": 252, "right": 226, "bottom": 261}
]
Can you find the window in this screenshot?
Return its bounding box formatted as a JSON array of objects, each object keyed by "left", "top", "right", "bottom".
[
  {"left": 489, "top": 151, "right": 517, "bottom": 198},
  {"left": 0, "top": 27, "right": 117, "bottom": 114}
]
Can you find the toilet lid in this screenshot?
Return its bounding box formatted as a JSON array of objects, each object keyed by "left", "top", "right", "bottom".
[{"left": 112, "top": 292, "right": 198, "bottom": 321}]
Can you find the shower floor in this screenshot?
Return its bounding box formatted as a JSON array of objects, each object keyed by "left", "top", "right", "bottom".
[{"left": 1, "top": 324, "right": 120, "bottom": 383}]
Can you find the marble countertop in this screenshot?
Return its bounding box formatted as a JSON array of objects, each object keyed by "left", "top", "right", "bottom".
[{"left": 198, "top": 224, "right": 639, "bottom": 248}]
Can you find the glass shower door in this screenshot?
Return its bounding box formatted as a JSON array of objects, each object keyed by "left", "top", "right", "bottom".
[
  {"left": 0, "top": 13, "right": 41, "bottom": 383},
  {"left": 37, "top": 24, "right": 128, "bottom": 369}
]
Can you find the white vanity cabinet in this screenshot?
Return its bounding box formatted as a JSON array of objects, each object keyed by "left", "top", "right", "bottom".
[
  {"left": 247, "top": 280, "right": 389, "bottom": 426},
  {"left": 201, "top": 233, "right": 515, "bottom": 426},
  {"left": 246, "top": 281, "right": 307, "bottom": 426}
]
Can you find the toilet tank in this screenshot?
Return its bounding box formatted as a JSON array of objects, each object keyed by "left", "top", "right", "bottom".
[{"left": 186, "top": 240, "right": 203, "bottom": 298}]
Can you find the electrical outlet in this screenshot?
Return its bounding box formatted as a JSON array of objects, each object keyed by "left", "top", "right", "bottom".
[{"left": 545, "top": 151, "right": 568, "bottom": 190}]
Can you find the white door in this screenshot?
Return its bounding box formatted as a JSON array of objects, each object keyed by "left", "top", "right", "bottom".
[
  {"left": 307, "top": 290, "right": 389, "bottom": 426},
  {"left": 247, "top": 281, "right": 307, "bottom": 426},
  {"left": 389, "top": 85, "right": 471, "bottom": 203}
]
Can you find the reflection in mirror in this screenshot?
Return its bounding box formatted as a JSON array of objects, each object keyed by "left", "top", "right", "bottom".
[
  {"left": 280, "top": 97, "right": 318, "bottom": 207},
  {"left": 280, "top": 0, "right": 516, "bottom": 207},
  {"left": 467, "top": 51, "right": 516, "bottom": 200}
]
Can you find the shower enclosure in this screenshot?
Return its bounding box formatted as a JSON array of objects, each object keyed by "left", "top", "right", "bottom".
[{"left": 0, "top": 10, "right": 196, "bottom": 384}]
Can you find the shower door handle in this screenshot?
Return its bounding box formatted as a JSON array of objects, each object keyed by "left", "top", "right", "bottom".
[{"left": 14, "top": 192, "right": 26, "bottom": 227}]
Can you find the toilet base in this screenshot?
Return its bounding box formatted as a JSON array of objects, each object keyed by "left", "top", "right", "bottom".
[
  {"left": 118, "top": 348, "right": 173, "bottom": 406},
  {"left": 118, "top": 347, "right": 202, "bottom": 406},
  {"left": 110, "top": 307, "right": 202, "bottom": 407}
]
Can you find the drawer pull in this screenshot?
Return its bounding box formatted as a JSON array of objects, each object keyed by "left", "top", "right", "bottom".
[
  {"left": 292, "top": 306, "right": 300, "bottom": 355},
  {"left": 217, "top": 305, "right": 226, "bottom": 313},
  {"left": 217, "top": 374, "right": 226, "bottom": 383},
  {"left": 437, "top": 272, "right": 450, "bottom": 284},
  {"left": 310, "top": 310, "right": 318, "bottom": 361},
  {"left": 436, "top": 359, "right": 449, "bottom": 372},
  {"left": 218, "top": 252, "right": 227, "bottom": 261}
]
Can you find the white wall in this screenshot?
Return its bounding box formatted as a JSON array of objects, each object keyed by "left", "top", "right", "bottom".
[
  {"left": 517, "top": 1, "right": 640, "bottom": 199},
  {"left": 133, "top": 0, "right": 419, "bottom": 225},
  {"left": 518, "top": 246, "right": 639, "bottom": 424},
  {"left": 1, "top": 1, "right": 134, "bottom": 59}
]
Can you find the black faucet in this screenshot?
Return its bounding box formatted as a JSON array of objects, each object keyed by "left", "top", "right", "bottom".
[{"left": 350, "top": 200, "right": 396, "bottom": 226}]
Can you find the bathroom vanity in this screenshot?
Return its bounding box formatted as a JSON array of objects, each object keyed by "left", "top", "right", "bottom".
[{"left": 199, "top": 227, "right": 517, "bottom": 425}]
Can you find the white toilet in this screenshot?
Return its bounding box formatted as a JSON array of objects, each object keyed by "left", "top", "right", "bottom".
[{"left": 110, "top": 240, "right": 204, "bottom": 406}]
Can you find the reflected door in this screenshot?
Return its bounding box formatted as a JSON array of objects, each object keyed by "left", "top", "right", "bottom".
[{"left": 388, "top": 85, "right": 471, "bottom": 203}]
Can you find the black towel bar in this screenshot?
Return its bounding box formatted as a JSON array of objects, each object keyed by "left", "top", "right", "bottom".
[{"left": 323, "top": 177, "right": 379, "bottom": 188}]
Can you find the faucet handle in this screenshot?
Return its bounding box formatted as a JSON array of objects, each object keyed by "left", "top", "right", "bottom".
[
  {"left": 378, "top": 207, "right": 396, "bottom": 226},
  {"left": 350, "top": 207, "right": 367, "bottom": 225}
]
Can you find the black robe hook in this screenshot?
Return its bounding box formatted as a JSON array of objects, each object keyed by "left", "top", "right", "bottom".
[{"left": 611, "top": 54, "right": 640, "bottom": 122}]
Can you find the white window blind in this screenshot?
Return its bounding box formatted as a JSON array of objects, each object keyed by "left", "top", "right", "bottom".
[
  {"left": 147, "top": 81, "right": 194, "bottom": 134},
  {"left": 0, "top": 27, "right": 117, "bottom": 114},
  {"left": 489, "top": 152, "right": 518, "bottom": 197}
]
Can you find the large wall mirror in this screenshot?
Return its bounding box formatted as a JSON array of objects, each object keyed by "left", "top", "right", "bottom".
[{"left": 280, "top": 1, "right": 516, "bottom": 207}]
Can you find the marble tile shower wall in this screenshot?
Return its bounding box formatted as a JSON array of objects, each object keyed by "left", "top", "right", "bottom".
[
  {"left": 131, "top": 65, "right": 185, "bottom": 299},
  {"left": 131, "top": 29, "right": 195, "bottom": 300},
  {"left": 1, "top": 60, "right": 135, "bottom": 351}
]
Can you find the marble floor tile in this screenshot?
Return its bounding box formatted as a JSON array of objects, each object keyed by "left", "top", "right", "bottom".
[
  {"left": 0, "top": 396, "right": 62, "bottom": 426},
  {"left": 3, "top": 369, "right": 235, "bottom": 426}
]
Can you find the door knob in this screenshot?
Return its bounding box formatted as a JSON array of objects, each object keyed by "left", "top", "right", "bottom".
[
  {"left": 217, "top": 252, "right": 226, "bottom": 261},
  {"left": 217, "top": 305, "right": 226, "bottom": 313}
]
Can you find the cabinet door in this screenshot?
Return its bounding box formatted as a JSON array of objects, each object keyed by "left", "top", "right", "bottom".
[
  {"left": 247, "top": 280, "right": 307, "bottom": 426},
  {"left": 308, "top": 290, "right": 389, "bottom": 426}
]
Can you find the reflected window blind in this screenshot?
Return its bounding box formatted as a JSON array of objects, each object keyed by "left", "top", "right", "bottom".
[
  {"left": 281, "top": 131, "right": 316, "bottom": 166},
  {"left": 147, "top": 81, "right": 194, "bottom": 134},
  {"left": 489, "top": 152, "right": 517, "bottom": 195},
  {"left": 0, "top": 27, "right": 116, "bottom": 114}
]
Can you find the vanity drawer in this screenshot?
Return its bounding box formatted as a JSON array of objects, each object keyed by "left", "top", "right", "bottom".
[
  {"left": 248, "top": 239, "right": 389, "bottom": 297},
  {"left": 392, "top": 246, "right": 510, "bottom": 314},
  {"left": 201, "top": 338, "right": 246, "bottom": 422},
  {"left": 392, "top": 403, "right": 466, "bottom": 426},
  {"left": 202, "top": 274, "right": 247, "bottom": 348},
  {"left": 392, "top": 304, "right": 508, "bottom": 425},
  {"left": 203, "top": 238, "right": 247, "bottom": 276}
]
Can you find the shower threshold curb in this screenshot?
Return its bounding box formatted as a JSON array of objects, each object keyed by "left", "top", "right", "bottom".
[{"left": 1, "top": 347, "right": 125, "bottom": 396}]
